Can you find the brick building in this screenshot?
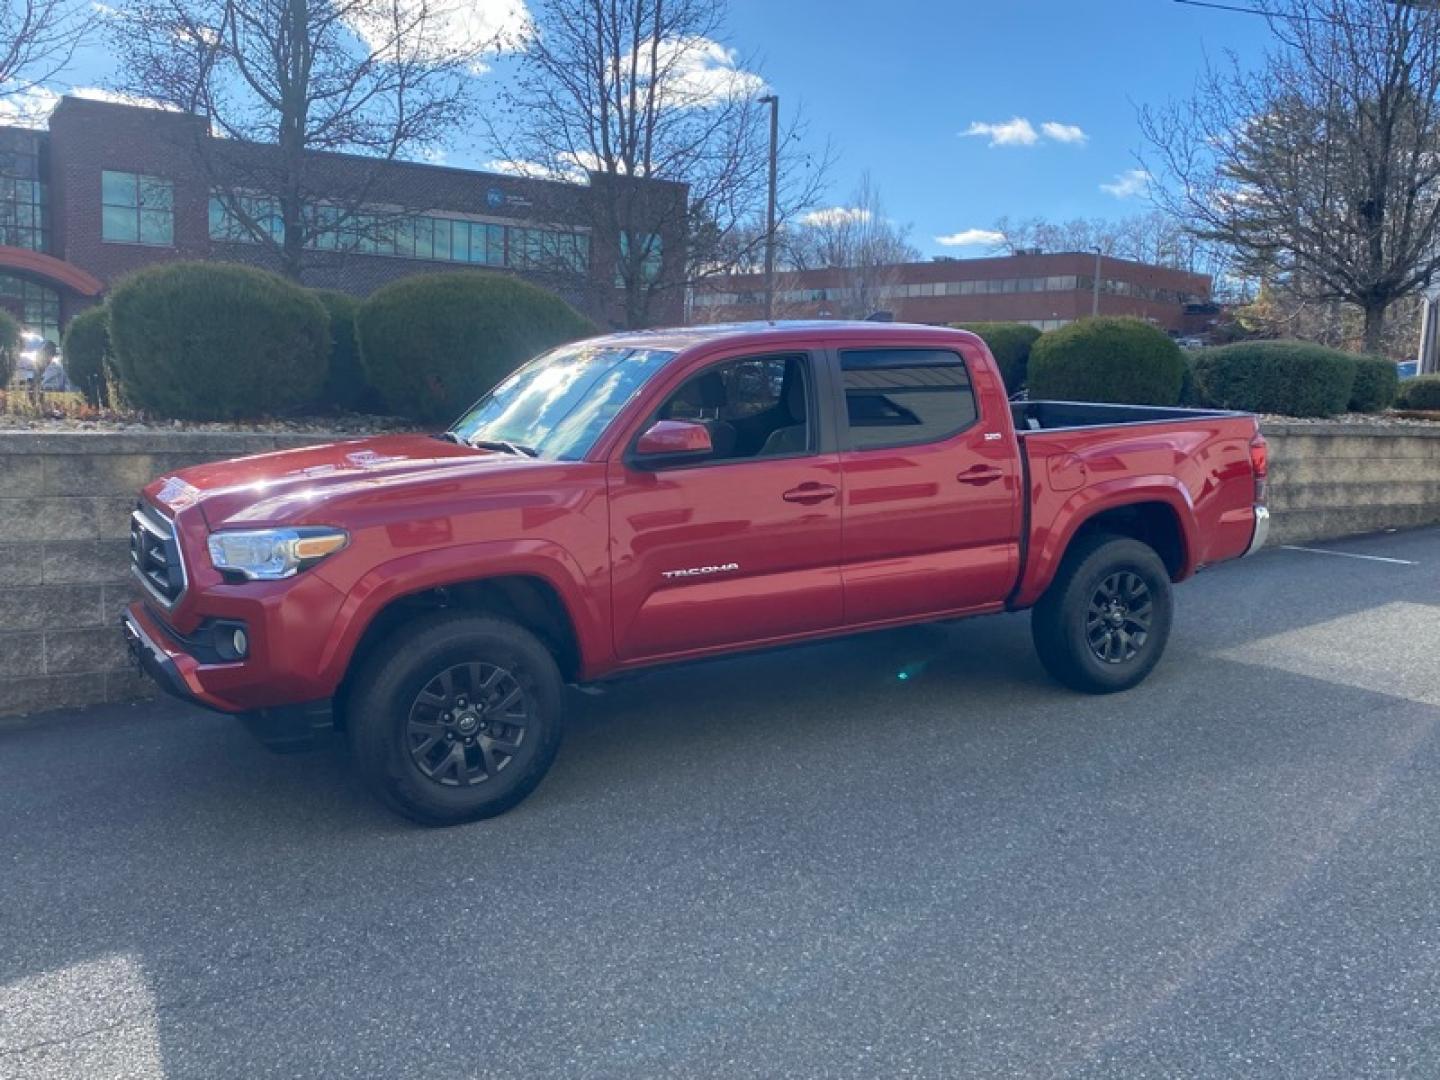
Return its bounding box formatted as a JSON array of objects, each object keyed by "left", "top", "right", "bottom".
[
  {"left": 692, "top": 252, "right": 1216, "bottom": 335},
  {"left": 0, "top": 96, "right": 688, "bottom": 343}
]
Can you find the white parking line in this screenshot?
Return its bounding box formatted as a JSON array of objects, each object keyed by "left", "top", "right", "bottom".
[{"left": 1280, "top": 545, "right": 1418, "bottom": 566}]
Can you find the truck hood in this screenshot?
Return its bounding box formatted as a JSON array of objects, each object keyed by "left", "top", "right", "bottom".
[{"left": 143, "top": 434, "right": 546, "bottom": 529}]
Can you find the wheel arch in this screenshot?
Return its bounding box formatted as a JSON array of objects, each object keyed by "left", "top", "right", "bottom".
[
  {"left": 332, "top": 573, "right": 584, "bottom": 729},
  {"left": 1013, "top": 482, "right": 1198, "bottom": 609},
  {"left": 1070, "top": 500, "right": 1188, "bottom": 579}
]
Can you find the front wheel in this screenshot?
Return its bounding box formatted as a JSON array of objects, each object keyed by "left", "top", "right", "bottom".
[
  {"left": 348, "top": 614, "right": 565, "bottom": 825},
  {"left": 1031, "top": 533, "right": 1174, "bottom": 694}
]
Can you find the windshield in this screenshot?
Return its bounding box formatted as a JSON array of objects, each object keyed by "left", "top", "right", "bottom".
[{"left": 449, "top": 344, "right": 675, "bottom": 460}]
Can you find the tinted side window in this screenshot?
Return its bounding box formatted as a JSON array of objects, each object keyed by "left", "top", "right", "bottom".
[{"left": 840, "top": 348, "right": 978, "bottom": 450}]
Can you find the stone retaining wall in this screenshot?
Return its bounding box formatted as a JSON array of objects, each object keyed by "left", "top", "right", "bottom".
[
  {"left": 0, "top": 432, "right": 338, "bottom": 719},
  {"left": 1, "top": 423, "right": 1437, "bottom": 718},
  {"left": 1260, "top": 421, "right": 1440, "bottom": 545}
]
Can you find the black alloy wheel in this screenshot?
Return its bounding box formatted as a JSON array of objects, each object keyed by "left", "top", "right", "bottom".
[
  {"left": 347, "top": 613, "right": 565, "bottom": 825},
  {"left": 1085, "top": 571, "right": 1153, "bottom": 664},
  {"left": 406, "top": 662, "right": 531, "bottom": 786}
]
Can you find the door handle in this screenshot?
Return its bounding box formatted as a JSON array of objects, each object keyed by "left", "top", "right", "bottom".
[
  {"left": 958, "top": 466, "right": 1004, "bottom": 486},
  {"left": 782, "top": 482, "right": 839, "bottom": 505}
]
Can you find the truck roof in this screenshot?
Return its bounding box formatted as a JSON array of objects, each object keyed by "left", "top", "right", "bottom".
[{"left": 590, "top": 320, "right": 976, "bottom": 353}]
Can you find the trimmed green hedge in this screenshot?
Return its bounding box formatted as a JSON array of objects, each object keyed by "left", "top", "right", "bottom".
[
  {"left": 62, "top": 305, "right": 111, "bottom": 406},
  {"left": 951, "top": 322, "right": 1040, "bottom": 393},
  {"left": 0, "top": 307, "right": 18, "bottom": 386},
  {"left": 108, "top": 262, "right": 328, "bottom": 420},
  {"left": 357, "top": 271, "right": 595, "bottom": 423},
  {"left": 311, "top": 289, "right": 367, "bottom": 412},
  {"left": 1178, "top": 351, "right": 1201, "bottom": 407},
  {"left": 1028, "top": 317, "right": 1186, "bottom": 405},
  {"left": 1190, "top": 340, "right": 1356, "bottom": 418},
  {"left": 1349, "top": 355, "right": 1399, "bottom": 413},
  {"left": 1396, "top": 374, "right": 1440, "bottom": 411}
]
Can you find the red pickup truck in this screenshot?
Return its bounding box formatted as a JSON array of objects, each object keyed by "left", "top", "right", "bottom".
[{"left": 122, "top": 322, "right": 1269, "bottom": 824}]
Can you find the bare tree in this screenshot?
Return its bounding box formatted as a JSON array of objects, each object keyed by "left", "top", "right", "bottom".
[
  {"left": 779, "top": 173, "right": 918, "bottom": 318},
  {"left": 1140, "top": 0, "right": 1440, "bottom": 352},
  {"left": 0, "top": 0, "right": 85, "bottom": 105},
  {"left": 109, "top": 0, "right": 492, "bottom": 280},
  {"left": 483, "top": 0, "right": 829, "bottom": 328}
]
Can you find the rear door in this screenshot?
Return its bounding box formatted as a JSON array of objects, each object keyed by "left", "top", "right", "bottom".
[
  {"left": 607, "top": 348, "right": 844, "bottom": 660},
  {"left": 835, "top": 344, "right": 1022, "bottom": 624}
]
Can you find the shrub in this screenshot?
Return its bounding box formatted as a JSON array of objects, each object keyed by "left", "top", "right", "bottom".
[
  {"left": 62, "top": 305, "right": 112, "bottom": 406},
  {"left": 311, "top": 289, "right": 369, "bottom": 412},
  {"left": 0, "top": 307, "right": 18, "bottom": 386},
  {"left": 1190, "top": 340, "right": 1356, "bottom": 418},
  {"left": 1348, "top": 355, "right": 1399, "bottom": 413},
  {"left": 951, "top": 322, "right": 1041, "bottom": 393},
  {"left": 1396, "top": 374, "right": 1440, "bottom": 411},
  {"left": 357, "top": 271, "right": 595, "bottom": 423},
  {"left": 1027, "top": 317, "right": 1186, "bottom": 405},
  {"left": 108, "top": 262, "right": 328, "bottom": 420}
]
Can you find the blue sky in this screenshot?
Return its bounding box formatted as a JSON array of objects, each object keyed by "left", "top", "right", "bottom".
[
  {"left": 726, "top": 0, "right": 1271, "bottom": 256},
  {"left": 45, "top": 0, "right": 1272, "bottom": 259}
]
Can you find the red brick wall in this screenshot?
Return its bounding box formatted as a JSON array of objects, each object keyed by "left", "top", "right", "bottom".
[{"left": 43, "top": 97, "right": 688, "bottom": 328}]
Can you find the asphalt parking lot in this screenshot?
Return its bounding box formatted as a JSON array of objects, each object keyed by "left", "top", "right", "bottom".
[{"left": 2, "top": 527, "right": 1438, "bottom": 1079}]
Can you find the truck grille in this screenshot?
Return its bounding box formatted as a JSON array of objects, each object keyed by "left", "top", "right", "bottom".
[{"left": 130, "top": 503, "right": 186, "bottom": 606}]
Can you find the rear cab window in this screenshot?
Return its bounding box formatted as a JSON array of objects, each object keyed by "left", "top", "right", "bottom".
[{"left": 838, "top": 347, "right": 979, "bottom": 450}]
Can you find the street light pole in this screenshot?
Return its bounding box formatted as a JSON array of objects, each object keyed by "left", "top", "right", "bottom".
[
  {"left": 1092, "top": 248, "right": 1103, "bottom": 318},
  {"left": 760, "top": 94, "right": 779, "bottom": 322}
]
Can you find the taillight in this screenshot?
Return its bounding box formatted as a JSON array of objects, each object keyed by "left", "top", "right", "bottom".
[{"left": 1249, "top": 432, "right": 1269, "bottom": 504}]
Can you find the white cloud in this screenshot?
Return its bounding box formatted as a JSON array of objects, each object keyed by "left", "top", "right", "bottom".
[
  {"left": 1041, "top": 121, "right": 1087, "bottom": 144},
  {"left": 964, "top": 117, "right": 1090, "bottom": 148},
  {"left": 800, "top": 206, "right": 872, "bottom": 228},
  {"left": 0, "top": 86, "right": 58, "bottom": 127},
  {"left": 486, "top": 149, "right": 603, "bottom": 182},
  {"left": 652, "top": 35, "right": 766, "bottom": 107},
  {"left": 70, "top": 86, "right": 180, "bottom": 110},
  {"left": 349, "top": 0, "right": 532, "bottom": 73},
  {"left": 964, "top": 117, "right": 1039, "bottom": 147},
  {"left": 1101, "top": 168, "right": 1153, "bottom": 199},
  {"left": 0, "top": 84, "right": 178, "bottom": 126},
  {"left": 484, "top": 158, "right": 535, "bottom": 176},
  {"left": 934, "top": 228, "right": 1006, "bottom": 248}
]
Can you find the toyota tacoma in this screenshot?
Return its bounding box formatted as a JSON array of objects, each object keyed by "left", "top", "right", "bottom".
[{"left": 122, "top": 322, "right": 1270, "bottom": 824}]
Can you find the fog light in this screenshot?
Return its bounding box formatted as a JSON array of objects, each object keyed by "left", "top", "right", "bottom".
[{"left": 231, "top": 627, "right": 248, "bottom": 659}]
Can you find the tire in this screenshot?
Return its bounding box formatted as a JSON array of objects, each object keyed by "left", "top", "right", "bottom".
[
  {"left": 1030, "top": 532, "right": 1174, "bottom": 694},
  {"left": 347, "top": 613, "right": 565, "bottom": 825}
]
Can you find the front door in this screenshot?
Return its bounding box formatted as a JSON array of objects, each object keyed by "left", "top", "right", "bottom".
[
  {"left": 608, "top": 351, "right": 844, "bottom": 661},
  {"left": 836, "top": 344, "right": 1021, "bottom": 624}
]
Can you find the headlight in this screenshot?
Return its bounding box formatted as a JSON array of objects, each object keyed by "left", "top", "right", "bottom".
[{"left": 207, "top": 527, "right": 349, "bottom": 581}]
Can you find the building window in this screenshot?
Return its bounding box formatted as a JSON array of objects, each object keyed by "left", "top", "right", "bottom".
[
  {"left": 619, "top": 231, "right": 662, "bottom": 285},
  {"left": 209, "top": 189, "right": 589, "bottom": 275},
  {"left": 0, "top": 274, "right": 59, "bottom": 341},
  {"left": 210, "top": 193, "right": 284, "bottom": 244},
  {"left": 0, "top": 130, "right": 47, "bottom": 252},
  {"left": 102, "top": 171, "right": 173, "bottom": 246}
]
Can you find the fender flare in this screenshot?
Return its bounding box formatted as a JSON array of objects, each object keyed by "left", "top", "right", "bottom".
[
  {"left": 1013, "top": 477, "right": 1198, "bottom": 609},
  {"left": 314, "top": 539, "right": 609, "bottom": 687}
]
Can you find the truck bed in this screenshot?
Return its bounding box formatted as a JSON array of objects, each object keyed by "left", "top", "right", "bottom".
[{"left": 1012, "top": 400, "right": 1242, "bottom": 434}]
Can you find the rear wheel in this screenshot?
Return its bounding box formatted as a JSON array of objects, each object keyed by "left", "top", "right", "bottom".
[
  {"left": 348, "top": 614, "right": 564, "bottom": 825},
  {"left": 1031, "top": 533, "right": 1173, "bottom": 694}
]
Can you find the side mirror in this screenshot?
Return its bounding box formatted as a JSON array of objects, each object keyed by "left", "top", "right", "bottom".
[{"left": 633, "top": 420, "right": 713, "bottom": 466}]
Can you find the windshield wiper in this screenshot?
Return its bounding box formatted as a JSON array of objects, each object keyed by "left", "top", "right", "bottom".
[
  {"left": 434, "top": 431, "right": 464, "bottom": 444},
  {"left": 469, "top": 438, "right": 537, "bottom": 457}
]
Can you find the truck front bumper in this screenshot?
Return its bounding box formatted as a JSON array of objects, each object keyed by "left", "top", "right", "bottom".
[
  {"left": 121, "top": 604, "right": 334, "bottom": 753},
  {"left": 1243, "top": 505, "right": 1271, "bottom": 557},
  {"left": 121, "top": 604, "right": 202, "bottom": 707}
]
